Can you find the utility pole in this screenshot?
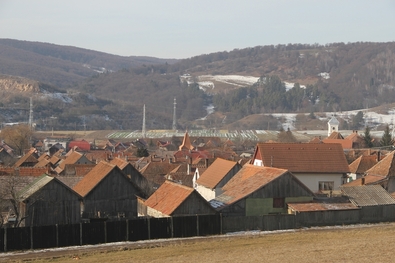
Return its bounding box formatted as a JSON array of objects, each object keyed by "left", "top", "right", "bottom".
[
  {"left": 28, "top": 97, "right": 33, "bottom": 130},
  {"left": 172, "top": 98, "right": 177, "bottom": 131},
  {"left": 142, "top": 104, "right": 146, "bottom": 138}
]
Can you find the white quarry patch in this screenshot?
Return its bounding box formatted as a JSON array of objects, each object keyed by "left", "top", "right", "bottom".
[
  {"left": 198, "top": 75, "right": 259, "bottom": 87},
  {"left": 318, "top": 72, "right": 330, "bottom": 79},
  {"left": 41, "top": 93, "right": 73, "bottom": 103}
]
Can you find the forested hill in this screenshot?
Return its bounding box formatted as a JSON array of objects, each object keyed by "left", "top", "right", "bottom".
[
  {"left": 0, "top": 39, "right": 177, "bottom": 88},
  {"left": 2, "top": 40, "right": 395, "bottom": 131},
  {"left": 78, "top": 42, "right": 395, "bottom": 126}
]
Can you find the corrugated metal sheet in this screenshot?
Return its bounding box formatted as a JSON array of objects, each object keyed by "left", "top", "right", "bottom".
[
  {"left": 288, "top": 202, "right": 359, "bottom": 212},
  {"left": 341, "top": 185, "right": 395, "bottom": 207},
  {"left": 18, "top": 175, "right": 53, "bottom": 201}
]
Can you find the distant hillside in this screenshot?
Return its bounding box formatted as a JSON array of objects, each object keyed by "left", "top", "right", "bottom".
[
  {"left": 76, "top": 42, "right": 395, "bottom": 130},
  {"left": 2, "top": 40, "right": 395, "bottom": 131},
  {"left": 0, "top": 39, "right": 178, "bottom": 88}
]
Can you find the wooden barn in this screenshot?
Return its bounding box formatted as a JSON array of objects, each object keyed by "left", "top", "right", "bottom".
[
  {"left": 73, "top": 161, "right": 144, "bottom": 220},
  {"left": 194, "top": 158, "right": 242, "bottom": 201},
  {"left": 110, "top": 157, "right": 151, "bottom": 198},
  {"left": 210, "top": 164, "right": 314, "bottom": 216},
  {"left": 18, "top": 174, "right": 81, "bottom": 227},
  {"left": 143, "top": 180, "right": 217, "bottom": 218}
]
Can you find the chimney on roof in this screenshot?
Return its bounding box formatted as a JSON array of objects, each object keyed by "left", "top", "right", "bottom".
[
  {"left": 361, "top": 177, "right": 365, "bottom": 185},
  {"left": 205, "top": 158, "right": 209, "bottom": 168},
  {"left": 169, "top": 157, "right": 172, "bottom": 163}
]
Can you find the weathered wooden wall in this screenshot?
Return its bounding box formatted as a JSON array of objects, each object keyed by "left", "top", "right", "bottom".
[
  {"left": 82, "top": 169, "right": 140, "bottom": 219},
  {"left": 23, "top": 180, "right": 80, "bottom": 227}
]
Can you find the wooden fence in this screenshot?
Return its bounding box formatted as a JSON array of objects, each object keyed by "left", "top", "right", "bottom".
[{"left": 1, "top": 205, "right": 395, "bottom": 252}]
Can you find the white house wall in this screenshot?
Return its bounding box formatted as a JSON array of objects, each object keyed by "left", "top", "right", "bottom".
[
  {"left": 294, "top": 173, "right": 344, "bottom": 193},
  {"left": 196, "top": 184, "right": 215, "bottom": 201}
]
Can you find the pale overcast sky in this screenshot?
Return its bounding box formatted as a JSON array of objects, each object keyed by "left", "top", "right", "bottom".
[{"left": 1, "top": 0, "right": 394, "bottom": 59}]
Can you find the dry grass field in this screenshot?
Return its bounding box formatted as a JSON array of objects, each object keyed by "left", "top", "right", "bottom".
[{"left": 2, "top": 223, "right": 394, "bottom": 263}]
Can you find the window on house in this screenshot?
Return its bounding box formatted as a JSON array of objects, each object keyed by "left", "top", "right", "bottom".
[
  {"left": 319, "top": 181, "right": 334, "bottom": 191},
  {"left": 273, "top": 198, "right": 285, "bottom": 208}
]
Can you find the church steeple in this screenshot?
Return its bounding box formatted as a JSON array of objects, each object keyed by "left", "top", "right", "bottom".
[
  {"left": 179, "top": 130, "right": 194, "bottom": 151},
  {"left": 328, "top": 115, "right": 339, "bottom": 137}
]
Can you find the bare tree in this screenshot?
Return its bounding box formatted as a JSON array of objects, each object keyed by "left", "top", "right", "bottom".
[
  {"left": 1, "top": 124, "right": 33, "bottom": 156},
  {"left": 0, "top": 174, "right": 32, "bottom": 227}
]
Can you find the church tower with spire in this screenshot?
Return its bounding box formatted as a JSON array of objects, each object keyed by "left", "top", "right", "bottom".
[{"left": 328, "top": 115, "right": 339, "bottom": 137}]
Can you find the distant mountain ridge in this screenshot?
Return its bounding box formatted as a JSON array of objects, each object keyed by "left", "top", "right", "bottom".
[
  {"left": 2, "top": 40, "right": 395, "bottom": 132},
  {"left": 0, "top": 39, "right": 178, "bottom": 88}
]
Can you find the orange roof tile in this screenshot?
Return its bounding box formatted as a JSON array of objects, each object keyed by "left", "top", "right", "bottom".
[
  {"left": 327, "top": 132, "right": 344, "bottom": 139},
  {"left": 196, "top": 158, "right": 239, "bottom": 189},
  {"left": 13, "top": 148, "right": 38, "bottom": 168},
  {"left": 34, "top": 158, "right": 50, "bottom": 168},
  {"left": 365, "top": 151, "right": 395, "bottom": 177},
  {"left": 73, "top": 161, "right": 116, "bottom": 197},
  {"left": 214, "top": 165, "right": 311, "bottom": 206},
  {"left": 342, "top": 174, "right": 386, "bottom": 186},
  {"left": 349, "top": 155, "right": 378, "bottom": 174},
  {"left": 322, "top": 139, "right": 353, "bottom": 149},
  {"left": 144, "top": 180, "right": 194, "bottom": 215},
  {"left": 110, "top": 157, "right": 128, "bottom": 170},
  {"left": 254, "top": 143, "right": 350, "bottom": 173},
  {"left": 59, "top": 151, "right": 83, "bottom": 170}
]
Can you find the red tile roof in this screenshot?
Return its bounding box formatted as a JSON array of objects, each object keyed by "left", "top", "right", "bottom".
[
  {"left": 58, "top": 151, "right": 83, "bottom": 170},
  {"left": 216, "top": 165, "right": 299, "bottom": 206},
  {"left": 110, "top": 157, "right": 129, "bottom": 170},
  {"left": 144, "top": 180, "right": 194, "bottom": 216},
  {"left": 254, "top": 143, "right": 350, "bottom": 173},
  {"left": 322, "top": 139, "right": 353, "bottom": 150},
  {"left": 349, "top": 155, "right": 378, "bottom": 174},
  {"left": 196, "top": 158, "right": 239, "bottom": 189},
  {"left": 13, "top": 148, "right": 38, "bottom": 168},
  {"left": 365, "top": 151, "right": 395, "bottom": 177},
  {"left": 73, "top": 161, "right": 116, "bottom": 197},
  {"left": 327, "top": 132, "right": 344, "bottom": 139},
  {"left": 342, "top": 174, "right": 387, "bottom": 187}
]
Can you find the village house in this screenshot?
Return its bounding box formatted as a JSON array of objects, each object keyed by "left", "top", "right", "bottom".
[
  {"left": 18, "top": 174, "right": 81, "bottom": 227},
  {"left": 251, "top": 143, "right": 350, "bottom": 193},
  {"left": 344, "top": 150, "right": 395, "bottom": 193},
  {"left": 142, "top": 180, "right": 216, "bottom": 218},
  {"left": 55, "top": 151, "right": 93, "bottom": 175},
  {"left": 12, "top": 148, "right": 39, "bottom": 168},
  {"left": 210, "top": 164, "right": 314, "bottom": 216},
  {"left": 348, "top": 155, "right": 378, "bottom": 180},
  {"left": 68, "top": 139, "right": 91, "bottom": 151},
  {"left": 73, "top": 161, "right": 144, "bottom": 220},
  {"left": 43, "top": 136, "right": 70, "bottom": 153},
  {"left": 194, "top": 158, "right": 242, "bottom": 201}
]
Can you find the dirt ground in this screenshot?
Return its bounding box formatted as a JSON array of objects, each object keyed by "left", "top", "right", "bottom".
[{"left": 1, "top": 223, "right": 395, "bottom": 262}]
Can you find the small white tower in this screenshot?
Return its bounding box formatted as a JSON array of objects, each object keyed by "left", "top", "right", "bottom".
[{"left": 328, "top": 115, "right": 339, "bottom": 137}]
